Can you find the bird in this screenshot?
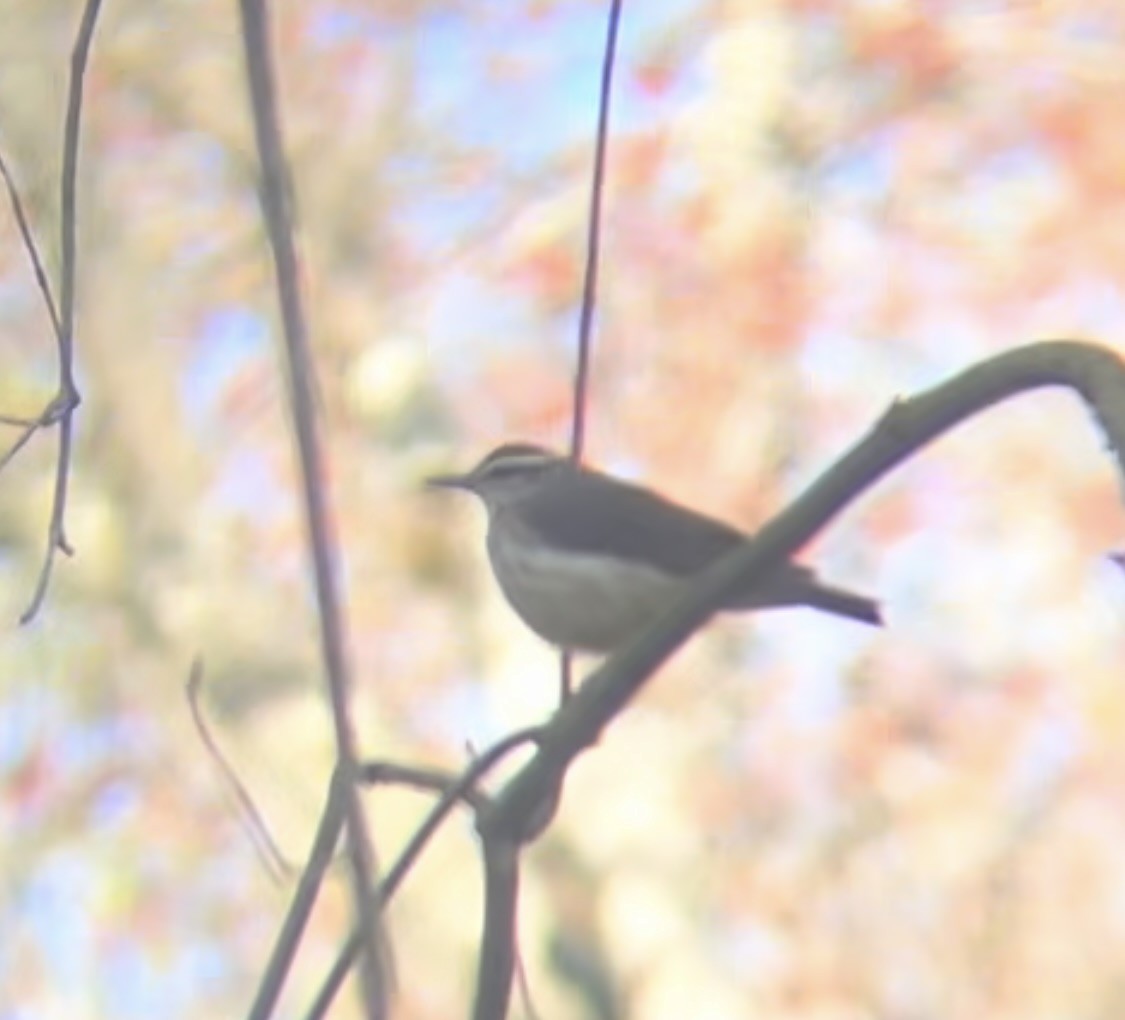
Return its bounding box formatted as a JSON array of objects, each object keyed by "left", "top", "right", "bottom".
[{"left": 427, "top": 442, "right": 881, "bottom": 654}]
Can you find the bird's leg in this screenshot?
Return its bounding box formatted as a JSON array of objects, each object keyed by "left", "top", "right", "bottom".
[{"left": 558, "top": 650, "right": 575, "bottom": 704}]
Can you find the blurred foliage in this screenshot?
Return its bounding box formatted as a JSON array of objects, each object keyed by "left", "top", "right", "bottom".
[{"left": 4, "top": 0, "right": 1125, "bottom": 1018}]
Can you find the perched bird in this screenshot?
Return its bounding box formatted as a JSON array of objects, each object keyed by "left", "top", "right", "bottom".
[{"left": 427, "top": 443, "right": 881, "bottom": 654}]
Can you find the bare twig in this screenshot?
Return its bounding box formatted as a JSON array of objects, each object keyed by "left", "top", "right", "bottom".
[
  {"left": 235, "top": 2, "right": 389, "bottom": 1017},
  {"left": 248, "top": 767, "right": 350, "bottom": 1020},
  {"left": 0, "top": 150, "right": 62, "bottom": 341},
  {"left": 186, "top": 660, "right": 291, "bottom": 883},
  {"left": 305, "top": 728, "right": 542, "bottom": 1020},
  {"left": 513, "top": 943, "right": 543, "bottom": 1020},
  {"left": 17, "top": 0, "right": 101, "bottom": 624},
  {"left": 568, "top": 0, "right": 623, "bottom": 463},
  {"left": 0, "top": 413, "right": 40, "bottom": 427},
  {"left": 0, "top": 422, "right": 39, "bottom": 475}
]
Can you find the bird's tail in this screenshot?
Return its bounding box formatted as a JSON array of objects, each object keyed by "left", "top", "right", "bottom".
[
  {"left": 796, "top": 581, "right": 882, "bottom": 627},
  {"left": 727, "top": 565, "right": 883, "bottom": 627}
]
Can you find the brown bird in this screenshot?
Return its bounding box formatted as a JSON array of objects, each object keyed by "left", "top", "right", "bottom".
[{"left": 428, "top": 443, "right": 881, "bottom": 653}]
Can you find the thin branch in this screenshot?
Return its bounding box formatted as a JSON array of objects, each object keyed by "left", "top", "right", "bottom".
[
  {"left": 371, "top": 728, "right": 540, "bottom": 903},
  {"left": 0, "top": 414, "right": 40, "bottom": 427},
  {"left": 305, "top": 729, "right": 542, "bottom": 1020},
  {"left": 235, "top": 2, "right": 388, "bottom": 1016},
  {"left": 513, "top": 943, "right": 543, "bottom": 1020},
  {"left": 20, "top": 410, "right": 77, "bottom": 623},
  {"left": 359, "top": 761, "right": 492, "bottom": 810},
  {"left": 479, "top": 340, "right": 1125, "bottom": 845},
  {"left": 567, "top": 0, "right": 623, "bottom": 462},
  {"left": 0, "top": 151, "right": 62, "bottom": 341},
  {"left": 558, "top": 0, "right": 624, "bottom": 708},
  {"left": 0, "top": 423, "right": 39, "bottom": 475},
  {"left": 18, "top": 0, "right": 101, "bottom": 624},
  {"left": 59, "top": 0, "right": 101, "bottom": 377},
  {"left": 186, "top": 660, "right": 290, "bottom": 883},
  {"left": 247, "top": 767, "right": 350, "bottom": 1020}
]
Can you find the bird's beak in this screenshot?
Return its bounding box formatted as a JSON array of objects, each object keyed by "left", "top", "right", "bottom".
[{"left": 425, "top": 470, "right": 475, "bottom": 491}]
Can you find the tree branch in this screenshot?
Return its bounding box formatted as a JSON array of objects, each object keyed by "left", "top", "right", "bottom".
[
  {"left": 236, "top": 2, "right": 388, "bottom": 1015},
  {"left": 480, "top": 339, "right": 1125, "bottom": 843}
]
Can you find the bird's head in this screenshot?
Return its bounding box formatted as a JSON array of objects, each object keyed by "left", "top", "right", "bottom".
[{"left": 426, "top": 443, "right": 569, "bottom": 511}]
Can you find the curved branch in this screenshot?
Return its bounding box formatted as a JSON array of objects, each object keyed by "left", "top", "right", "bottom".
[{"left": 480, "top": 339, "right": 1125, "bottom": 842}]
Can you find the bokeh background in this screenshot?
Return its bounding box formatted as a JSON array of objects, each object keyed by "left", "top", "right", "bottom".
[{"left": 4, "top": 0, "right": 1125, "bottom": 1017}]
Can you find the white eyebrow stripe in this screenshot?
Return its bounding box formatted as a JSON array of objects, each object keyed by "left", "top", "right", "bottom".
[{"left": 479, "top": 453, "right": 556, "bottom": 475}]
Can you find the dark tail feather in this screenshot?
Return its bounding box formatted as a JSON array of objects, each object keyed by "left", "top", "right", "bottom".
[
  {"left": 798, "top": 583, "right": 882, "bottom": 627},
  {"left": 725, "top": 564, "right": 882, "bottom": 627}
]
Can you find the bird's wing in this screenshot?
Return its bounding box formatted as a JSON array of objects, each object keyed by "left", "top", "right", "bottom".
[
  {"left": 520, "top": 467, "right": 752, "bottom": 577},
  {"left": 514, "top": 465, "right": 880, "bottom": 624}
]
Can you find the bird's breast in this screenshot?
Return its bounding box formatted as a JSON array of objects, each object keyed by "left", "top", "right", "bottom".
[{"left": 485, "top": 519, "right": 680, "bottom": 653}]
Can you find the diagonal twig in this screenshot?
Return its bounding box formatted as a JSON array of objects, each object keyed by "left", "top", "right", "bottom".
[
  {"left": 0, "top": 422, "right": 40, "bottom": 475},
  {"left": 0, "top": 150, "right": 63, "bottom": 342},
  {"left": 248, "top": 765, "right": 352, "bottom": 1020},
  {"left": 186, "top": 660, "right": 291, "bottom": 884}
]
